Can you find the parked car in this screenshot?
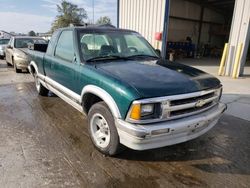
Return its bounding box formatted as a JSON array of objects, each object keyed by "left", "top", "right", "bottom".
[
  {"left": 27, "top": 26, "right": 226, "bottom": 156},
  {"left": 5, "top": 36, "right": 47, "bottom": 73},
  {"left": 0, "top": 38, "right": 10, "bottom": 59}
]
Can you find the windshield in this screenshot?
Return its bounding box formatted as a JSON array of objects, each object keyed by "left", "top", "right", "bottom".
[
  {"left": 78, "top": 30, "right": 158, "bottom": 62},
  {"left": 0, "top": 39, "right": 10, "bottom": 45},
  {"left": 14, "top": 38, "right": 47, "bottom": 48}
]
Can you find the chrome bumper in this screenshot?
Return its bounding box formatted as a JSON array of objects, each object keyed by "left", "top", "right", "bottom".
[{"left": 116, "top": 103, "right": 227, "bottom": 150}]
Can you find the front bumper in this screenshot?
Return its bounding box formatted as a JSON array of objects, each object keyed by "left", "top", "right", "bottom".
[
  {"left": 14, "top": 57, "right": 29, "bottom": 69},
  {"left": 116, "top": 103, "right": 226, "bottom": 150}
]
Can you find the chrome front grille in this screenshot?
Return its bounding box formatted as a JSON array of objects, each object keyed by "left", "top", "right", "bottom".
[
  {"left": 161, "top": 88, "right": 221, "bottom": 120},
  {"left": 126, "top": 87, "right": 222, "bottom": 124}
]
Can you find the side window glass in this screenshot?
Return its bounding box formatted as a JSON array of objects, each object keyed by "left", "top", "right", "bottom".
[
  {"left": 55, "top": 30, "right": 74, "bottom": 62},
  {"left": 47, "top": 30, "right": 59, "bottom": 56}
]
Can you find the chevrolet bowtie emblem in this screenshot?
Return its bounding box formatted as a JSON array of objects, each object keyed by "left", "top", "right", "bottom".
[{"left": 195, "top": 100, "right": 206, "bottom": 107}]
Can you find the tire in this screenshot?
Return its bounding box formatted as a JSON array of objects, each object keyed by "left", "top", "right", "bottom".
[
  {"left": 88, "top": 101, "right": 122, "bottom": 156},
  {"left": 13, "top": 58, "right": 21, "bottom": 73},
  {"left": 5, "top": 57, "right": 9, "bottom": 65},
  {"left": 0, "top": 55, "right": 4, "bottom": 60},
  {"left": 34, "top": 72, "right": 49, "bottom": 96}
]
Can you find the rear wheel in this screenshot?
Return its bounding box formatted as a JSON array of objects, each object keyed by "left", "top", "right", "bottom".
[
  {"left": 34, "top": 73, "right": 49, "bottom": 96},
  {"left": 88, "top": 101, "right": 122, "bottom": 156}
]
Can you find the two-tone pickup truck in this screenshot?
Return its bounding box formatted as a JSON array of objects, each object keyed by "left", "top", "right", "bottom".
[{"left": 27, "top": 25, "right": 226, "bottom": 156}]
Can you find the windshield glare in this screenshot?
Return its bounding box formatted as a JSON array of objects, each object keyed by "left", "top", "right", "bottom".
[
  {"left": 0, "top": 39, "right": 10, "bottom": 45},
  {"left": 78, "top": 31, "right": 158, "bottom": 61},
  {"left": 14, "top": 38, "right": 47, "bottom": 48}
]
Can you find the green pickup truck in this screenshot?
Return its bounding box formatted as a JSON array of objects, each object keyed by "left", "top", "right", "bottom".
[{"left": 27, "top": 25, "right": 226, "bottom": 156}]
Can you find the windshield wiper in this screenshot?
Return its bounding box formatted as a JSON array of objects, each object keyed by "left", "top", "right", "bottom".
[
  {"left": 86, "top": 55, "right": 129, "bottom": 62},
  {"left": 126, "top": 54, "right": 159, "bottom": 59}
]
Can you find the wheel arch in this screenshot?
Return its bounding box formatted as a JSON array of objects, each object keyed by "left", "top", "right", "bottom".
[
  {"left": 29, "top": 61, "right": 38, "bottom": 76},
  {"left": 81, "top": 85, "right": 121, "bottom": 119}
]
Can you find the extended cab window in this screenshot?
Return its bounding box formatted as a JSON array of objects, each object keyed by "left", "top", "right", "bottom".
[{"left": 55, "top": 30, "right": 74, "bottom": 62}]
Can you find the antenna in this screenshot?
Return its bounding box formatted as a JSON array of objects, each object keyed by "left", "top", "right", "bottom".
[{"left": 92, "top": 0, "right": 95, "bottom": 24}]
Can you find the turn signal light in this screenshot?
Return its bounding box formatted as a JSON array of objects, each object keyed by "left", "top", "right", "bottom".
[{"left": 130, "top": 104, "right": 141, "bottom": 120}]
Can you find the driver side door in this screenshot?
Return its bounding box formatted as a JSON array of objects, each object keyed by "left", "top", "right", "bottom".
[{"left": 47, "top": 30, "right": 78, "bottom": 93}]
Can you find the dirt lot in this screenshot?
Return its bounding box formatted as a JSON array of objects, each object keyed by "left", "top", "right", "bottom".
[{"left": 0, "top": 59, "right": 249, "bottom": 188}]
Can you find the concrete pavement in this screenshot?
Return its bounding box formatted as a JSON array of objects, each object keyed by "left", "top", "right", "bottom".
[{"left": 0, "top": 59, "right": 249, "bottom": 188}]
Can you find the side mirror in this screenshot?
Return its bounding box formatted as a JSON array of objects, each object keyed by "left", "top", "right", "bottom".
[{"left": 155, "top": 49, "right": 161, "bottom": 56}]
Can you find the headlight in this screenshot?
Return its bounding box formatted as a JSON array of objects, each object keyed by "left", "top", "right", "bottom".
[
  {"left": 128, "top": 103, "right": 160, "bottom": 121},
  {"left": 141, "top": 104, "right": 154, "bottom": 116}
]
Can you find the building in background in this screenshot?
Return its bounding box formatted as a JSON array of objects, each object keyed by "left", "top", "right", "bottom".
[
  {"left": 118, "top": 0, "right": 250, "bottom": 77},
  {"left": 118, "top": 0, "right": 227, "bottom": 50}
]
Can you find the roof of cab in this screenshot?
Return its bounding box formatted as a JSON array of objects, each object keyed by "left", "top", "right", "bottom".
[{"left": 58, "top": 23, "right": 137, "bottom": 33}]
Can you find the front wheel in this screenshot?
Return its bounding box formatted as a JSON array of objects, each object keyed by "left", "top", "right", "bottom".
[
  {"left": 88, "top": 101, "right": 122, "bottom": 156},
  {"left": 13, "top": 59, "right": 21, "bottom": 73},
  {"left": 34, "top": 73, "right": 49, "bottom": 96}
]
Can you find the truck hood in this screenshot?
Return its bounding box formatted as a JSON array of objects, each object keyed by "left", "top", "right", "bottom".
[
  {"left": 17, "top": 48, "right": 29, "bottom": 55},
  {"left": 96, "top": 59, "right": 221, "bottom": 98}
]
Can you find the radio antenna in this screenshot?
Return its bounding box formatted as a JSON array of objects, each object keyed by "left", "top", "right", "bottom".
[{"left": 92, "top": 0, "right": 95, "bottom": 24}]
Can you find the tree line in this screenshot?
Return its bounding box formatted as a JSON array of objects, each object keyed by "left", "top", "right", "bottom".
[{"left": 28, "top": 0, "right": 112, "bottom": 36}]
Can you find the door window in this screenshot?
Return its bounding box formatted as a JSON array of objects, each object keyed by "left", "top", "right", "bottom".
[{"left": 55, "top": 30, "right": 74, "bottom": 62}]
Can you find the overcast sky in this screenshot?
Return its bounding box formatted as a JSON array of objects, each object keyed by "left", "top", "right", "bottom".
[{"left": 0, "top": 0, "right": 117, "bottom": 34}]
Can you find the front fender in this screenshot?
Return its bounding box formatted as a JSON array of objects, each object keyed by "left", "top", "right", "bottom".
[{"left": 81, "top": 85, "right": 122, "bottom": 118}]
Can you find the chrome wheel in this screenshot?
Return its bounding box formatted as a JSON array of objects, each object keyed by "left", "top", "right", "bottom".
[{"left": 90, "top": 113, "right": 111, "bottom": 148}]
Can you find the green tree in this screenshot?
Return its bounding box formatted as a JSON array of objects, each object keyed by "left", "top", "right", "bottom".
[
  {"left": 28, "top": 30, "right": 36, "bottom": 36},
  {"left": 51, "top": 0, "right": 88, "bottom": 32},
  {"left": 96, "top": 16, "right": 112, "bottom": 25}
]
